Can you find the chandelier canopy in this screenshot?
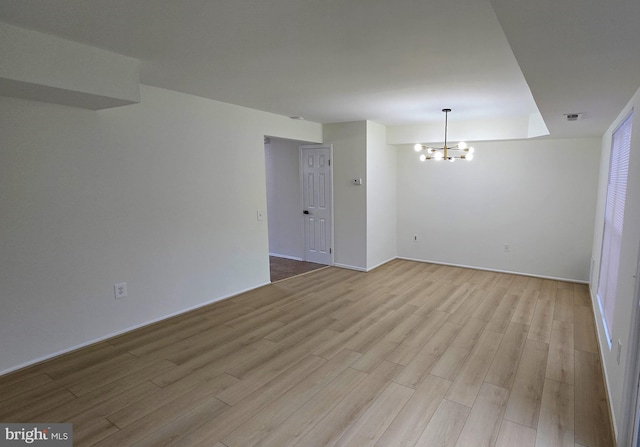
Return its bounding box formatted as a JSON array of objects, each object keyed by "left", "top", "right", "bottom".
[{"left": 414, "top": 109, "right": 475, "bottom": 162}]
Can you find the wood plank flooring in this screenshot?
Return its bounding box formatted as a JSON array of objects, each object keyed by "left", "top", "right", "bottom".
[{"left": 0, "top": 259, "right": 614, "bottom": 446}]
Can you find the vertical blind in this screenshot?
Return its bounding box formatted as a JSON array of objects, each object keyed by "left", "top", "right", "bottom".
[{"left": 597, "top": 111, "right": 633, "bottom": 344}]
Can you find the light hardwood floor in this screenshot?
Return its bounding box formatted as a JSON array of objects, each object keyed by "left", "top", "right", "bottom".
[{"left": 0, "top": 260, "right": 614, "bottom": 446}]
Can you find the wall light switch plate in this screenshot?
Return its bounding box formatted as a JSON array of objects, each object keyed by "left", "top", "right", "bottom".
[
  {"left": 114, "top": 282, "right": 127, "bottom": 299},
  {"left": 257, "top": 210, "right": 264, "bottom": 221}
]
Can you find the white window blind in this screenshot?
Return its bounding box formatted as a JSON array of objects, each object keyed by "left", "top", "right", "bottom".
[{"left": 597, "top": 111, "right": 633, "bottom": 345}]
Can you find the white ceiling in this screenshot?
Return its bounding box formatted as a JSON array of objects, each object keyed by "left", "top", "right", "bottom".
[{"left": 1, "top": 0, "right": 639, "bottom": 139}]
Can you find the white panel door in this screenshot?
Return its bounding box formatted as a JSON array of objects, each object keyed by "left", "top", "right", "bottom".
[{"left": 300, "top": 145, "right": 332, "bottom": 265}]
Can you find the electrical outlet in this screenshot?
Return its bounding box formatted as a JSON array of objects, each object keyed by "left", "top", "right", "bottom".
[
  {"left": 504, "top": 244, "right": 511, "bottom": 253},
  {"left": 257, "top": 210, "right": 263, "bottom": 221},
  {"left": 114, "top": 282, "right": 127, "bottom": 299}
]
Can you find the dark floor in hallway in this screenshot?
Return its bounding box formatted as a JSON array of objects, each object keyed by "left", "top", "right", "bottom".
[{"left": 270, "top": 256, "right": 327, "bottom": 282}]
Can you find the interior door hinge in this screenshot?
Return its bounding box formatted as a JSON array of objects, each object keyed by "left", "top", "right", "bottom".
[
  {"left": 330, "top": 248, "right": 332, "bottom": 254},
  {"left": 328, "top": 159, "right": 331, "bottom": 166}
]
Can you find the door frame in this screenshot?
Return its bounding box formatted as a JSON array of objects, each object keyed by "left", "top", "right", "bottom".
[{"left": 299, "top": 144, "right": 334, "bottom": 266}]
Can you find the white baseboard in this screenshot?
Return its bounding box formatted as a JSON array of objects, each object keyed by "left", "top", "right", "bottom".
[
  {"left": 397, "top": 256, "right": 589, "bottom": 284},
  {"left": 332, "top": 256, "right": 397, "bottom": 273},
  {"left": 365, "top": 257, "right": 397, "bottom": 272},
  {"left": 333, "top": 263, "right": 367, "bottom": 272}
]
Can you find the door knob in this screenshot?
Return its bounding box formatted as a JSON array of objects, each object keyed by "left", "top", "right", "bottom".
[{"left": 303, "top": 210, "right": 310, "bottom": 214}]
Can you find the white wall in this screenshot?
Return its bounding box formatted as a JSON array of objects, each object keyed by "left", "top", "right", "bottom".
[
  {"left": 0, "top": 85, "right": 322, "bottom": 374},
  {"left": 366, "top": 121, "right": 397, "bottom": 270},
  {"left": 264, "top": 138, "right": 306, "bottom": 260},
  {"left": 397, "top": 138, "right": 601, "bottom": 281},
  {"left": 590, "top": 86, "right": 640, "bottom": 443},
  {"left": 324, "top": 122, "right": 367, "bottom": 270}
]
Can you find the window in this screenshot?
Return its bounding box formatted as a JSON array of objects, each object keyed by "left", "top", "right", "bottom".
[{"left": 597, "top": 111, "right": 633, "bottom": 346}]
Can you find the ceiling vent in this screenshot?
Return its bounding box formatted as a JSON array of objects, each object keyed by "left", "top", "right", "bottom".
[{"left": 564, "top": 113, "right": 583, "bottom": 122}]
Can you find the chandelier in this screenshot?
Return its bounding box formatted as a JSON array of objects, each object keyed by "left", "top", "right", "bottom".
[{"left": 414, "top": 109, "right": 475, "bottom": 162}]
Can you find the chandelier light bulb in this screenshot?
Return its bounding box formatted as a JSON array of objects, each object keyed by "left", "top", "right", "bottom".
[
  {"left": 458, "top": 141, "right": 467, "bottom": 149},
  {"left": 466, "top": 153, "right": 474, "bottom": 161},
  {"left": 419, "top": 154, "right": 427, "bottom": 161},
  {"left": 414, "top": 143, "right": 423, "bottom": 152},
  {"left": 468, "top": 146, "right": 475, "bottom": 153},
  {"left": 449, "top": 157, "right": 455, "bottom": 162},
  {"left": 434, "top": 151, "right": 444, "bottom": 161}
]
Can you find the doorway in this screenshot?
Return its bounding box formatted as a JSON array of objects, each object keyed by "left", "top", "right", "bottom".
[{"left": 264, "top": 138, "right": 333, "bottom": 282}]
